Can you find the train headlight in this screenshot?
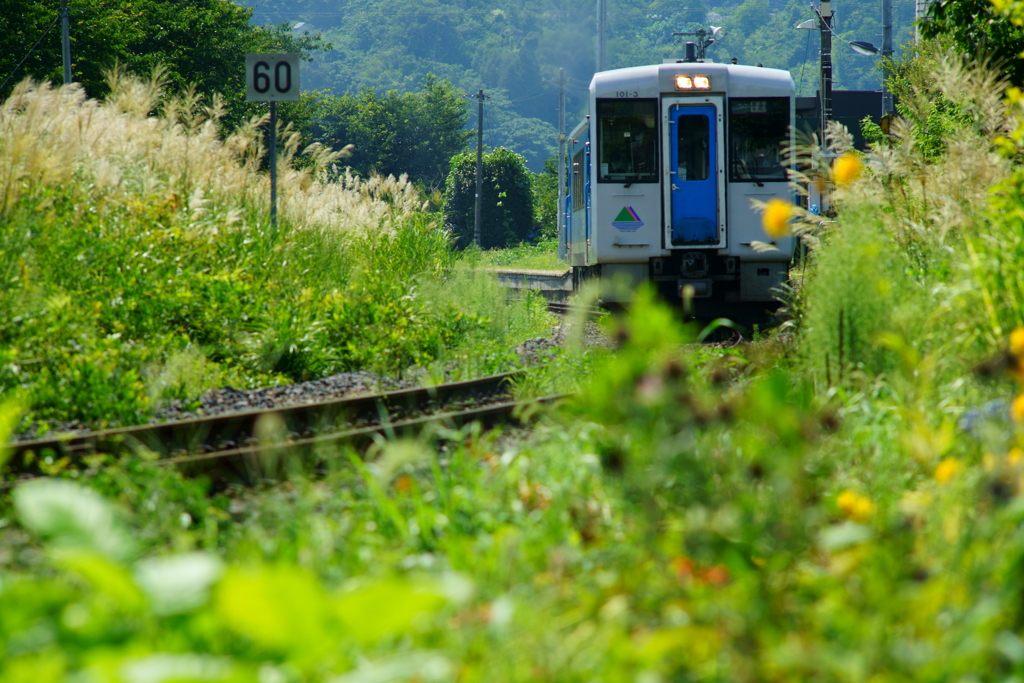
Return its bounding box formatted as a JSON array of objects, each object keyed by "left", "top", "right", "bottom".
[
  {"left": 694, "top": 75, "right": 711, "bottom": 89},
  {"left": 675, "top": 75, "right": 693, "bottom": 90}
]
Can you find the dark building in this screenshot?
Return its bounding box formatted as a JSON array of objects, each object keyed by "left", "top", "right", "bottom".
[{"left": 796, "top": 90, "right": 884, "bottom": 150}]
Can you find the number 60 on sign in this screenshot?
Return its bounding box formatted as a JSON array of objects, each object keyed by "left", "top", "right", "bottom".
[{"left": 245, "top": 53, "right": 300, "bottom": 102}]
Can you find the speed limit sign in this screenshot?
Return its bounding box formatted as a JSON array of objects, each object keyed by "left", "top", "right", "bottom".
[{"left": 245, "top": 53, "right": 300, "bottom": 102}]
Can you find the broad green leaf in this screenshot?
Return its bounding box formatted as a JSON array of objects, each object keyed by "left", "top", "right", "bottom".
[
  {"left": 329, "top": 651, "right": 452, "bottom": 683},
  {"left": 215, "top": 566, "right": 331, "bottom": 658},
  {"left": 334, "top": 578, "right": 447, "bottom": 645},
  {"left": 13, "top": 479, "right": 136, "bottom": 563},
  {"left": 819, "top": 521, "right": 873, "bottom": 552},
  {"left": 55, "top": 550, "right": 146, "bottom": 613},
  {"left": 119, "top": 654, "right": 234, "bottom": 683},
  {"left": 0, "top": 397, "right": 23, "bottom": 472},
  {"left": 134, "top": 552, "right": 224, "bottom": 615},
  {"left": 1, "top": 652, "right": 67, "bottom": 683}
]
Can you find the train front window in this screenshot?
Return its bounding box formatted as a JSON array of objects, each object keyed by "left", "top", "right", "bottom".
[
  {"left": 728, "top": 98, "right": 789, "bottom": 183},
  {"left": 677, "top": 114, "right": 709, "bottom": 181},
  {"left": 597, "top": 99, "right": 658, "bottom": 183}
]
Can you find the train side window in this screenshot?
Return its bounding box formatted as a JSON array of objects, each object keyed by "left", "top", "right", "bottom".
[
  {"left": 728, "top": 97, "right": 789, "bottom": 183},
  {"left": 676, "top": 114, "right": 709, "bottom": 181},
  {"left": 596, "top": 99, "right": 658, "bottom": 183},
  {"left": 572, "top": 149, "right": 586, "bottom": 211}
]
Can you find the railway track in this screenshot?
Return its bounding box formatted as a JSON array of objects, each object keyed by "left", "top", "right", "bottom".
[
  {"left": 545, "top": 300, "right": 609, "bottom": 317},
  {"left": 3, "top": 370, "right": 569, "bottom": 486}
]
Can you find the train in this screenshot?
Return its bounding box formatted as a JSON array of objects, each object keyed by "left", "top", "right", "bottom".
[{"left": 562, "top": 48, "right": 796, "bottom": 317}]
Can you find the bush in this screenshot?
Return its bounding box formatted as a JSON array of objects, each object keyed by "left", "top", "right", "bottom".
[{"left": 443, "top": 147, "right": 534, "bottom": 249}]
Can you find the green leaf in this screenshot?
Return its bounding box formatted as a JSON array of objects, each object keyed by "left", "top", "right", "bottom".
[
  {"left": 134, "top": 552, "right": 224, "bottom": 615},
  {"left": 215, "top": 565, "right": 332, "bottom": 658},
  {"left": 118, "top": 654, "right": 235, "bottom": 683},
  {"left": 329, "top": 652, "right": 453, "bottom": 683},
  {"left": 57, "top": 550, "right": 147, "bottom": 613},
  {"left": 13, "top": 479, "right": 137, "bottom": 563},
  {"left": 0, "top": 396, "right": 24, "bottom": 472},
  {"left": 334, "top": 577, "right": 448, "bottom": 645},
  {"left": 819, "top": 521, "right": 873, "bottom": 552}
]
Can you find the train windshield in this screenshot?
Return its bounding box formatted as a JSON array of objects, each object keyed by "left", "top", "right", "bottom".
[
  {"left": 728, "top": 98, "right": 789, "bottom": 183},
  {"left": 677, "top": 114, "right": 710, "bottom": 181},
  {"left": 597, "top": 99, "right": 658, "bottom": 183}
]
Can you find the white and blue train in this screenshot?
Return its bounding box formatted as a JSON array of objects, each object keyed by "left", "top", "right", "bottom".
[{"left": 563, "top": 52, "right": 796, "bottom": 316}]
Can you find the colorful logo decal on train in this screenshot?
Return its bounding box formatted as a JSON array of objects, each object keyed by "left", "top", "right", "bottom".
[{"left": 612, "top": 206, "right": 644, "bottom": 231}]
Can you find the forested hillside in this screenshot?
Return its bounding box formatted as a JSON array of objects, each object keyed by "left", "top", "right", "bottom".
[{"left": 243, "top": 0, "right": 918, "bottom": 169}]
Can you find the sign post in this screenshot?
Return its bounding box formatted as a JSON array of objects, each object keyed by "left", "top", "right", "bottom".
[{"left": 246, "top": 53, "right": 300, "bottom": 228}]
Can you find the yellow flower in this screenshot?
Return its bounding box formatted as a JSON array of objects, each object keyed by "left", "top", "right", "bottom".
[
  {"left": 935, "top": 457, "right": 962, "bottom": 484},
  {"left": 984, "top": 452, "right": 998, "bottom": 472},
  {"left": 1010, "top": 447, "right": 1024, "bottom": 467},
  {"left": 833, "top": 153, "right": 863, "bottom": 186},
  {"left": 851, "top": 497, "right": 874, "bottom": 522},
  {"left": 1011, "top": 327, "right": 1024, "bottom": 359},
  {"left": 1013, "top": 394, "right": 1024, "bottom": 423},
  {"left": 837, "top": 490, "right": 874, "bottom": 522},
  {"left": 761, "top": 198, "right": 794, "bottom": 239}
]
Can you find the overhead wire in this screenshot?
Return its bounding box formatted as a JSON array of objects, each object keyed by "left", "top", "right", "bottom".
[
  {"left": 0, "top": 15, "right": 62, "bottom": 95},
  {"left": 797, "top": 15, "right": 813, "bottom": 95}
]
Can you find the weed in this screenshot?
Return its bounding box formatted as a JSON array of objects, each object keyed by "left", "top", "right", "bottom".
[{"left": 471, "top": 238, "right": 563, "bottom": 271}]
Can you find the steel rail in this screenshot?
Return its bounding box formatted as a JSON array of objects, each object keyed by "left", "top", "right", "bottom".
[
  {"left": 157, "top": 394, "right": 569, "bottom": 479},
  {"left": 546, "top": 301, "right": 609, "bottom": 317},
  {"left": 0, "top": 394, "right": 570, "bottom": 488},
  {"left": 6, "top": 370, "right": 530, "bottom": 474}
]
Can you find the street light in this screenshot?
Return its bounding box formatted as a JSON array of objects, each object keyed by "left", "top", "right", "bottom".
[
  {"left": 795, "top": 19, "right": 877, "bottom": 57},
  {"left": 795, "top": 0, "right": 894, "bottom": 127},
  {"left": 849, "top": 40, "right": 879, "bottom": 56}
]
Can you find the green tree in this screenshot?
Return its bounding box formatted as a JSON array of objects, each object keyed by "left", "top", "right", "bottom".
[
  {"left": 312, "top": 75, "right": 471, "bottom": 189},
  {"left": 921, "top": 0, "right": 1024, "bottom": 87},
  {"left": 444, "top": 148, "right": 534, "bottom": 249},
  {"left": 0, "top": 0, "right": 328, "bottom": 129},
  {"left": 531, "top": 156, "right": 560, "bottom": 242}
]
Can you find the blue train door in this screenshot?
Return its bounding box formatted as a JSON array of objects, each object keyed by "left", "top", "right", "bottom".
[{"left": 669, "top": 105, "right": 717, "bottom": 245}]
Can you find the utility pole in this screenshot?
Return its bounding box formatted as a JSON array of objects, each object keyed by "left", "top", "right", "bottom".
[
  {"left": 468, "top": 89, "right": 489, "bottom": 248},
  {"left": 60, "top": 0, "right": 71, "bottom": 84},
  {"left": 596, "top": 0, "right": 607, "bottom": 72},
  {"left": 556, "top": 69, "right": 566, "bottom": 261},
  {"left": 818, "top": 0, "right": 833, "bottom": 137},
  {"left": 881, "top": 0, "right": 893, "bottom": 115},
  {"left": 544, "top": 69, "right": 568, "bottom": 260},
  {"left": 270, "top": 101, "right": 277, "bottom": 229}
]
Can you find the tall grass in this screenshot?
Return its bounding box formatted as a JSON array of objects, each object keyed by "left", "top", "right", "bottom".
[
  {"left": 0, "top": 71, "right": 422, "bottom": 233},
  {"left": 796, "top": 48, "right": 1014, "bottom": 388},
  {"left": 0, "top": 75, "right": 550, "bottom": 429}
]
